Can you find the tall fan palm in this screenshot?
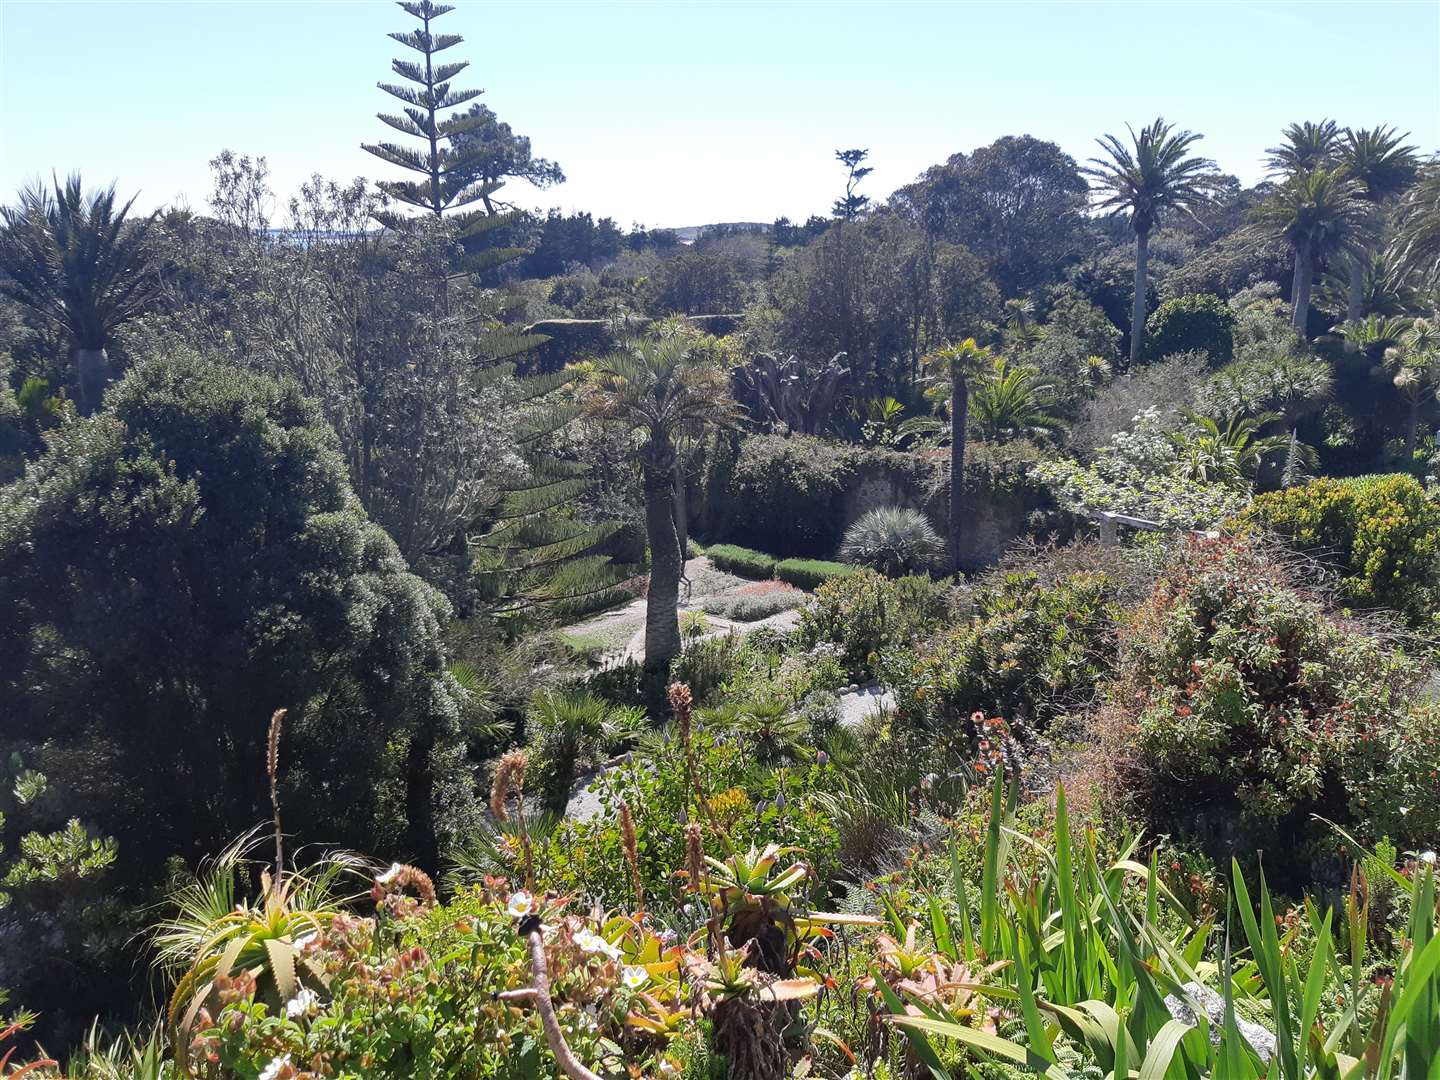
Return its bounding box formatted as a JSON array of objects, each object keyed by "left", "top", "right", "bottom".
[
  {"left": 1264, "top": 119, "right": 1342, "bottom": 176},
  {"left": 1335, "top": 126, "right": 1420, "bottom": 335},
  {"left": 1395, "top": 166, "right": 1440, "bottom": 286},
  {"left": 588, "top": 331, "right": 736, "bottom": 672},
  {"left": 922, "top": 339, "right": 993, "bottom": 575},
  {"left": 1250, "top": 167, "right": 1373, "bottom": 333},
  {"left": 0, "top": 175, "right": 159, "bottom": 413},
  {"left": 1083, "top": 118, "right": 1221, "bottom": 366}
]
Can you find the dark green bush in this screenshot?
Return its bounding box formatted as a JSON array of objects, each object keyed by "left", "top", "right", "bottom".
[
  {"left": 705, "top": 542, "right": 777, "bottom": 579},
  {"left": 0, "top": 354, "right": 474, "bottom": 881},
  {"left": 1144, "top": 293, "right": 1235, "bottom": 366},
  {"left": 725, "top": 434, "right": 855, "bottom": 555},
  {"left": 776, "top": 557, "right": 858, "bottom": 591}
]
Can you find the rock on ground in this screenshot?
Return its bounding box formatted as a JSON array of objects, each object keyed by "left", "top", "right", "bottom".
[{"left": 1164, "top": 981, "right": 1276, "bottom": 1063}]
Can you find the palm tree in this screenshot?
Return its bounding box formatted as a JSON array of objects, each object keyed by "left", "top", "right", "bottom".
[
  {"left": 1264, "top": 119, "right": 1342, "bottom": 176},
  {"left": 969, "top": 356, "right": 1063, "bottom": 442},
  {"left": 1170, "top": 412, "right": 1290, "bottom": 490},
  {"left": 589, "top": 331, "right": 735, "bottom": 673},
  {"left": 1083, "top": 118, "right": 1221, "bottom": 366},
  {"left": 922, "top": 338, "right": 992, "bottom": 575},
  {"left": 1334, "top": 126, "right": 1419, "bottom": 337},
  {"left": 1250, "top": 168, "right": 1372, "bottom": 333},
  {"left": 1394, "top": 166, "right": 1440, "bottom": 285},
  {"left": 0, "top": 175, "right": 159, "bottom": 413},
  {"left": 1383, "top": 317, "right": 1440, "bottom": 463}
]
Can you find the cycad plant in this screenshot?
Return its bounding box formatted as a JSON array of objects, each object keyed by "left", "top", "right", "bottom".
[
  {"left": 970, "top": 356, "right": 1064, "bottom": 443},
  {"left": 0, "top": 174, "right": 159, "bottom": 412},
  {"left": 1170, "top": 412, "right": 1291, "bottom": 489},
  {"left": 1083, "top": 118, "right": 1221, "bottom": 366},
  {"left": 839, "top": 506, "right": 945, "bottom": 578}
]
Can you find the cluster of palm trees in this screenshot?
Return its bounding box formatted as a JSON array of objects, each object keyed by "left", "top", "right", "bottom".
[{"left": 1083, "top": 116, "right": 1428, "bottom": 350}]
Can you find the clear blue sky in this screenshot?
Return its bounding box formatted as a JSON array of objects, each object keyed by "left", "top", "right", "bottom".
[{"left": 2, "top": 1, "right": 1437, "bottom": 228}]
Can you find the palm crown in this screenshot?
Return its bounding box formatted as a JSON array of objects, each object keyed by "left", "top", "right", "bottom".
[
  {"left": 1336, "top": 125, "right": 1420, "bottom": 203},
  {"left": 1250, "top": 167, "right": 1373, "bottom": 262},
  {"left": 588, "top": 333, "right": 737, "bottom": 451},
  {"left": 0, "top": 174, "right": 158, "bottom": 351},
  {"left": 1082, "top": 118, "right": 1220, "bottom": 236},
  {"left": 1265, "top": 119, "right": 1342, "bottom": 176}
]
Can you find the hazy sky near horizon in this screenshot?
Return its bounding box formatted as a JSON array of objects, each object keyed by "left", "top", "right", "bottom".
[{"left": 2, "top": 0, "right": 1438, "bottom": 229}]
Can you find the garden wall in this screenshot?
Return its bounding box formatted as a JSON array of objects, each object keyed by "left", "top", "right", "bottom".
[{"left": 693, "top": 433, "right": 1049, "bottom": 570}]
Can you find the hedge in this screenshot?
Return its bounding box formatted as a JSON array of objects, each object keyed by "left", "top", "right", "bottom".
[
  {"left": 776, "top": 558, "right": 858, "bottom": 590},
  {"left": 706, "top": 543, "right": 777, "bottom": 579}
]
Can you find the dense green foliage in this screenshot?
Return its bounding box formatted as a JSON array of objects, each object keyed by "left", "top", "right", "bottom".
[
  {"left": 1144, "top": 292, "right": 1236, "bottom": 364},
  {"left": 0, "top": 355, "right": 474, "bottom": 879},
  {"left": 1244, "top": 473, "right": 1440, "bottom": 627}
]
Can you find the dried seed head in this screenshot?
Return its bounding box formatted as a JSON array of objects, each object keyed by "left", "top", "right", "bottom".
[
  {"left": 668, "top": 682, "right": 693, "bottom": 736},
  {"left": 685, "top": 823, "right": 704, "bottom": 892},
  {"left": 267, "top": 709, "right": 286, "bottom": 784},
  {"left": 490, "top": 749, "right": 528, "bottom": 822}
]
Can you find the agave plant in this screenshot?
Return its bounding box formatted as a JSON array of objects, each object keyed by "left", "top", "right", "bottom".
[{"left": 839, "top": 506, "right": 945, "bottom": 578}]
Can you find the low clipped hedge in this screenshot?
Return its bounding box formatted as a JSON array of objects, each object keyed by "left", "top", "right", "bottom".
[
  {"left": 776, "top": 558, "right": 858, "bottom": 590},
  {"left": 706, "top": 543, "right": 777, "bottom": 579}
]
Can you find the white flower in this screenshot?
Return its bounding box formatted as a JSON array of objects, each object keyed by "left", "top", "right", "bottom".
[
  {"left": 574, "top": 929, "right": 622, "bottom": 960},
  {"left": 622, "top": 965, "right": 648, "bottom": 989},
  {"left": 285, "top": 987, "right": 319, "bottom": 1019},
  {"left": 258, "top": 1055, "right": 292, "bottom": 1080},
  {"left": 378, "top": 862, "right": 403, "bottom": 885},
  {"left": 1421, "top": 851, "right": 1437, "bottom": 866},
  {"left": 507, "top": 890, "right": 534, "bottom": 917}
]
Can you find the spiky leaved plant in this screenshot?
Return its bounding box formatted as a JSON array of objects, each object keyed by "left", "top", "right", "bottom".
[
  {"left": 0, "top": 174, "right": 160, "bottom": 412},
  {"left": 839, "top": 507, "right": 946, "bottom": 578}
]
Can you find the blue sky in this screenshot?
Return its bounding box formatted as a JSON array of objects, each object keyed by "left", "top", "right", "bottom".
[{"left": 2, "top": 1, "right": 1437, "bottom": 228}]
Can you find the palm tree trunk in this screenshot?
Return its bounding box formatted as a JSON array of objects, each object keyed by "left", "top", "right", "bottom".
[
  {"left": 1291, "top": 245, "right": 1313, "bottom": 333},
  {"left": 672, "top": 458, "right": 689, "bottom": 561},
  {"left": 1405, "top": 399, "right": 1420, "bottom": 465},
  {"left": 1129, "top": 229, "right": 1150, "bottom": 367},
  {"left": 948, "top": 368, "right": 968, "bottom": 576},
  {"left": 75, "top": 347, "right": 113, "bottom": 415},
  {"left": 1344, "top": 250, "right": 1364, "bottom": 350},
  {"left": 643, "top": 441, "right": 683, "bottom": 673}
]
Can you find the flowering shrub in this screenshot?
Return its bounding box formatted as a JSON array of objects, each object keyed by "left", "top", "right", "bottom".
[
  {"left": 795, "top": 571, "right": 951, "bottom": 679},
  {"left": 1035, "top": 406, "right": 1251, "bottom": 528},
  {"left": 196, "top": 887, "right": 681, "bottom": 1079},
  {"left": 1243, "top": 473, "right": 1440, "bottom": 628},
  {"left": 887, "top": 570, "right": 1118, "bottom": 733},
  {"left": 1112, "top": 537, "right": 1433, "bottom": 858}
]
